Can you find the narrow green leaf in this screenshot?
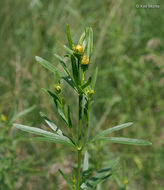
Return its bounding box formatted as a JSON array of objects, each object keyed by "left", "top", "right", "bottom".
[
  {"left": 59, "top": 43, "right": 74, "bottom": 54},
  {"left": 82, "top": 77, "right": 92, "bottom": 89},
  {"left": 11, "top": 105, "right": 36, "bottom": 123},
  {"left": 54, "top": 54, "right": 75, "bottom": 87},
  {"left": 59, "top": 169, "right": 73, "bottom": 189},
  {"left": 31, "top": 137, "right": 75, "bottom": 147},
  {"left": 57, "top": 106, "right": 68, "bottom": 126},
  {"left": 79, "top": 30, "right": 86, "bottom": 45},
  {"left": 91, "top": 122, "right": 133, "bottom": 142},
  {"left": 79, "top": 27, "right": 90, "bottom": 51},
  {"left": 71, "top": 55, "right": 79, "bottom": 84},
  {"left": 87, "top": 27, "right": 93, "bottom": 59},
  {"left": 54, "top": 53, "right": 67, "bottom": 68},
  {"left": 67, "top": 106, "right": 72, "bottom": 128},
  {"left": 62, "top": 76, "right": 76, "bottom": 90},
  {"left": 35, "top": 56, "right": 63, "bottom": 76},
  {"left": 43, "top": 89, "right": 60, "bottom": 105},
  {"left": 84, "top": 97, "right": 89, "bottom": 122},
  {"left": 55, "top": 70, "right": 61, "bottom": 84},
  {"left": 66, "top": 24, "right": 73, "bottom": 49},
  {"left": 83, "top": 151, "right": 89, "bottom": 172},
  {"left": 92, "top": 67, "right": 98, "bottom": 90},
  {"left": 99, "top": 137, "right": 152, "bottom": 146},
  {"left": 13, "top": 123, "right": 75, "bottom": 147},
  {"left": 39, "top": 112, "right": 63, "bottom": 136}
]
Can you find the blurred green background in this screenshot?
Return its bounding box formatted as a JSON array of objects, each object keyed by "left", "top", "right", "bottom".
[{"left": 0, "top": 0, "right": 164, "bottom": 189}]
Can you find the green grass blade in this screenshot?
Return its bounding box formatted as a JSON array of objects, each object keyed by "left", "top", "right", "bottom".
[
  {"left": 99, "top": 137, "right": 152, "bottom": 146},
  {"left": 91, "top": 122, "right": 133, "bottom": 142},
  {"left": 66, "top": 24, "right": 73, "bottom": 49}
]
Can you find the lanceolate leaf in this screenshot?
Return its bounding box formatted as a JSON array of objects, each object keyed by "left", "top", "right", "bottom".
[
  {"left": 55, "top": 70, "right": 61, "bottom": 84},
  {"left": 59, "top": 43, "right": 74, "bottom": 54},
  {"left": 79, "top": 30, "right": 86, "bottom": 45},
  {"left": 62, "top": 76, "right": 76, "bottom": 90},
  {"left": 10, "top": 105, "right": 36, "bottom": 123},
  {"left": 99, "top": 137, "right": 152, "bottom": 146},
  {"left": 39, "top": 112, "right": 63, "bottom": 136},
  {"left": 59, "top": 169, "right": 73, "bottom": 189},
  {"left": 54, "top": 53, "right": 74, "bottom": 83},
  {"left": 87, "top": 27, "right": 93, "bottom": 59},
  {"left": 71, "top": 55, "right": 79, "bottom": 84},
  {"left": 35, "top": 56, "right": 63, "bottom": 76},
  {"left": 82, "top": 77, "right": 92, "bottom": 89},
  {"left": 31, "top": 137, "right": 75, "bottom": 147},
  {"left": 67, "top": 106, "right": 72, "bottom": 128},
  {"left": 66, "top": 24, "right": 73, "bottom": 49},
  {"left": 92, "top": 67, "right": 98, "bottom": 90},
  {"left": 57, "top": 106, "right": 69, "bottom": 126},
  {"left": 82, "top": 151, "right": 89, "bottom": 179},
  {"left": 54, "top": 53, "right": 67, "bottom": 68},
  {"left": 43, "top": 89, "right": 60, "bottom": 105},
  {"left": 91, "top": 122, "right": 133, "bottom": 142},
  {"left": 84, "top": 97, "right": 89, "bottom": 122},
  {"left": 13, "top": 124, "right": 75, "bottom": 147}
]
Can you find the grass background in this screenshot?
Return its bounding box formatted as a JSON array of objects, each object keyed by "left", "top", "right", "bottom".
[{"left": 0, "top": 0, "right": 164, "bottom": 189}]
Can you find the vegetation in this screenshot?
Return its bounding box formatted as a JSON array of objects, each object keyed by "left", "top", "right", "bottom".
[{"left": 0, "top": 0, "right": 163, "bottom": 189}]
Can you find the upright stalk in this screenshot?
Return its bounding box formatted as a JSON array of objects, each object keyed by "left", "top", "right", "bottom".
[
  {"left": 83, "top": 98, "right": 91, "bottom": 144},
  {"left": 77, "top": 94, "right": 83, "bottom": 189}
]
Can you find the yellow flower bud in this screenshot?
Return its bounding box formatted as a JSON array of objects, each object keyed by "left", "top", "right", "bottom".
[
  {"left": 123, "top": 178, "right": 129, "bottom": 185},
  {"left": 81, "top": 54, "right": 89, "bottom": 65},
  {"left": 74, "top": 44, "right": 83, "bottom": 53},
  {"left": 54, "top": 84, "right": 61, "bottom": 94},
  {"left": 1, "top": 114, "right": 7, "bottom": 122}
]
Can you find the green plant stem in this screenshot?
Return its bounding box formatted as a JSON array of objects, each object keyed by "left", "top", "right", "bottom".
[
  {"left": 77, "top": 94, "right": 83, "bottom": 189},
  {"left": 77, "top": 148, "right": 82, "bottom": 190},
  {"left": 78, "top": 95, "right": 83, "bottom": 145},
  {"left": 83, "top": 98, "right": 91, "bottom": 144}
]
